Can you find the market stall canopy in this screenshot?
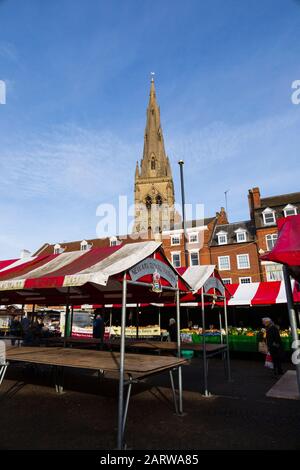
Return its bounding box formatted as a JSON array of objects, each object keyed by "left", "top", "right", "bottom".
[
  {"left": 226, "top": 281, "right": 300, "bottom": 306},
  {"left": 261, "top": 214, "right": 300, "bottom": 282},
  {"left": 0, "top": 241, "right": 191, "bottom": 305},
  {"left": 73, "top": 265, "right": 228, "bottom": 309}
]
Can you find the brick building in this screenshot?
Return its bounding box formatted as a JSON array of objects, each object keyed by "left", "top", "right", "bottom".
[
  {"left": 209, "top": 220, "right": 261, "bottom": 285},
  {"left": 248, "top": 187, "right": 300, "bottom": 282}
]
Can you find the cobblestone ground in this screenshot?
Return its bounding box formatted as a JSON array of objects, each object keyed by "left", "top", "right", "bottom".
[{"left": 0, "top": 355, "right": 299, "bottom": 450}]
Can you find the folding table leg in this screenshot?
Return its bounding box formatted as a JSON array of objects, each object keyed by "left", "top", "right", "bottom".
[
  {"left": 122, "top": 381, "right": 133, "bottom": 438},
  {"left": 169, "top": 369, "right": 179, "bottom": 415},
  {"left": 54, "top": 366, "right": 64, "bottom": 394},
  {"left": 178, "top": 366, "right": 183, "bottom": 415},
  {"left": 0, "top": 363, "right": 8, "bottom": 387}
]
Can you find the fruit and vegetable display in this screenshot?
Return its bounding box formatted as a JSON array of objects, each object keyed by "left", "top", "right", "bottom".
[{"left": 180, "top": 327, "right": 298, "bottom": 352}]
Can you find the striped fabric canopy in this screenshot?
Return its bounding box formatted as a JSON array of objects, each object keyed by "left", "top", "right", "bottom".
[
  {"left": 0, "top": 241, "right": 190, "bottom": 306},
  {"left": 82, "top": 280, "right": 300, "bottom": 309}
]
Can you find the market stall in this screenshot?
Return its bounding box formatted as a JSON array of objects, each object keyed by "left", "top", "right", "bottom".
[
  {"left": 261, "top": 214, "right": 300, "bottom": 394},
  {"left": 0, "top": 241, "right": 191, "bottom": 449}
]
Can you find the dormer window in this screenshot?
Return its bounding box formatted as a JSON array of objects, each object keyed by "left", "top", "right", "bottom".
[
  {"left": 54, "top": 244, "right": 64, "bottom": 255},
  {"left": 151, "top": 157, "right": 156, "bottom": 170},
  {"left": 235, "top": 228, "right": 247, "bottom": 243},
  {"left": 80, "top": 240, "right": 91, "bottom": 251},
  {"left": 283, "top": 204, "right": 297, "bottom": 217},
  {"left": 217, "top": 231, "right": 228, "bottom": 245},
  {"left": 189, "top": 233, "right": 198, "bottom": 243},
  {"left": 109, "top": 236, "right": 119, "bottom": 247},
  {"left": 262, "top": 208, "right": 276, "bottom": 225}
]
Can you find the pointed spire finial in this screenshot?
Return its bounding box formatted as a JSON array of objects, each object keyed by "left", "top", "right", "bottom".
[{"left": 150, "top": 71, "right": 155, "bottom": 82}]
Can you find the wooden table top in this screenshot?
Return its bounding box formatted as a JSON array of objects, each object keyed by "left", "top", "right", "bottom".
[
  {"left": 5, "top": 346, "right": 187, "bottom": 379},
  {"left": 129, "top": 341, "right": 228, "bottom": 353}
]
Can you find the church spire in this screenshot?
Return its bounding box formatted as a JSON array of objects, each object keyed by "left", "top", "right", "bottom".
[
  {"left": 134, "top": 76, "right": 175, "bottom": 235},
  {"left": 139, "top": 76, "right": 171, "bottom": 179}
]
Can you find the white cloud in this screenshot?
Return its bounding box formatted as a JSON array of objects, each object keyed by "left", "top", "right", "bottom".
[{"left": 0, "top": 124, "right": 139, "bottom": 202}]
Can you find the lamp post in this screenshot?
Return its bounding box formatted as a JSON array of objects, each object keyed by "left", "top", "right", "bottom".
[{"left": 178, "top": 160, "right": 189, "bottom": 268}]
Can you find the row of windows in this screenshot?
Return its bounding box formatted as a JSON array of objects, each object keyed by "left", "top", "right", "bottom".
[
  {"left": 222, "top": 264, "right": 283, "bottom": 284},
  {"left": 218, "top": 254, "right": 250, "bottom": 271},
  {"left": 171, "top": 251, "right": 199, "bottom": 267},
  {"left": 171, "top": 233, "right": 198, "bottom": 245},
  {"left": 53, "top": 238, "right": 119, "bottom": 254},
  {"left": 216, "top": 231, "right": 278, "bottom": 251},
  {"left": 217, "top": 229, "right": 247, "bottom": 245},
  {"left": 262, "top": 205, "right": 297, "bottom": 226},
  {"left": 222, "top": 277, "right": 252, "bottom": 285}
]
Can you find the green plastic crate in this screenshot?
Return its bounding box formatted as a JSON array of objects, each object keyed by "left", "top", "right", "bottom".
[{"left": 181, "top": 350, "right": 194, "bottom": 359}]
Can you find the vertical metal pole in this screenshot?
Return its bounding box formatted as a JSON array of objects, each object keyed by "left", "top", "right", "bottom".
[
  {"left": 117, "top": 272, "right": 127, "bottom": 450},
  {"left": 201, "top": 288, "right": 209, "bottom": 396},
  {"left": 136, "top": 306, "right": 139, "bottom": 340},
  {"left": 109, "top": 309, "right": 112, "bottom": 339},
  {"left": 176, "top": 279, "right": 183, "bottom": 414},
  {"left": 283, "top": 266, "right": 300, "bottom": 394},
  {"left": 219, "top": 312, "right": 223, "bottom": 345},
  {"left": 178, "top": 160, "right": 189, "bottom": 268},
  {"left": 31, "top": 304, "right": 35, "bottom": 325},
  {"left": 63, "top": 287, "right": 70, "bottom": 348},
  {"left": 224, "top": 297, "right": 231, "bottom": 381},
  {"left": 70, "top": 306, "right": 74, "bottom": 337}
]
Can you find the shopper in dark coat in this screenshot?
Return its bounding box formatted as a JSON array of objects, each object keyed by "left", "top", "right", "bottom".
[
  {"left": 93, "top": 312, "right": 105, "bottom": 347},
  {"left": 168, "top": 318, "right": 178, "bottom": 342},
  {"left": 262, "top": 317, "right": 283, "bottom": 376}
]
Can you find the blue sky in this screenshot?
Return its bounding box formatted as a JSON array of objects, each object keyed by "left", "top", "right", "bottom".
[{"left": 0, "top": 0, "right": 300, "bottom": 258}]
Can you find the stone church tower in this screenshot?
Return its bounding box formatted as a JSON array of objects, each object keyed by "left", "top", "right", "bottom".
[{"left": 134, "top": 78, "right": 175, "bottom": 235}]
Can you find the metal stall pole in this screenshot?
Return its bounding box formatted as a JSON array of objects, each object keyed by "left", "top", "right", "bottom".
[
  {"left": 117, "top": 272, "right": 127, "bottom": 450},
  {"left": 109, "top": 308, "right": 112, "bottom": 340},
  {"left": 223, "top": 297, "right": 231, "bottom": 382},
  {"left": 201, "top": 288, "right": 209, "bottom": 396},
  {"left": 70, "top": 306, "right": 74, "bottom": 338},
  {"left": 283, "top": 266, "right": 300, "bottom": 394},
  {"left": 136, "top": 305, "right": 139, "bottom": 340},
  {"left": 176, "top": 280, "right": 183, "bottom": 415},
  {"left": 219, "top": 311, "right": 223, "bottom": 345},
  {"left": 63, "top": 287, "right": 70, "bottom": 348}
]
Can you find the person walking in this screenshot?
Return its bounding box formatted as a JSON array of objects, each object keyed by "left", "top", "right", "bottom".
[
  {"left": 167, "top": 318, "right": 178, "bottom": 342},
  {"left": 93, "top": 311, "right": 105, "bottom": 349},
  {"left": 262, "top": 317, "right": 283, "bottom": 376},
  {"left": 9, "top": 315, "right": 21, "bottom": 346}
]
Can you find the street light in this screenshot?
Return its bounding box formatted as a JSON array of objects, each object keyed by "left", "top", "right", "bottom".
[{"left": 178, "top": 160, "right": 189, "bottom": 267}]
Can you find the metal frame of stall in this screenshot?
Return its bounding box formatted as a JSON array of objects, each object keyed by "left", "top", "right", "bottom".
[
  {"left": 200, "top": 275, "right": 231, "bottom": 397},
  {"left": 57, "top": 273, "right": 184, "bottom": 450},
  {"left": 117, "top": 273, "right": 183, "bottom": 449}
]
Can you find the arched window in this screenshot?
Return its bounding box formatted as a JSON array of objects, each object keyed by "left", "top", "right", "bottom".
[
  {"left": 151, "top": 157, "right": 155, "bottom": 170},
  {"left": 156, "top": 195, "right": 162, "bottom": 206},
  {"left": 145, "top": 195, "right": 152, "bottom": 210}
]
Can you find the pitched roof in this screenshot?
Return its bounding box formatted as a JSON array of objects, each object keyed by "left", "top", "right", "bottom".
[
  {"left": 210, "top": 220, "right": 256, "bottom": 246},
  {"left": 260, "top": 192, "right": 300, "bottom": 208}
]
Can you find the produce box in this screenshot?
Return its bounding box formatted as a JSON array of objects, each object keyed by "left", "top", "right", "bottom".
[
  {"left": 228, "top": 335, "right": 258, "bottom": 352},
  {"left": 181, "top": 350, "right": 194, "bottom": 359}
]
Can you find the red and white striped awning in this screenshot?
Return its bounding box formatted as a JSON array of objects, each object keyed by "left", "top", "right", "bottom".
[
  {"left": 0, "top": 241, "right": 191, "bottom": 305},
  {"left": 77, "top": 280, "right": 300, "bottom": 309},
  {"left": 226, "top": 280, "right": 300, "bottom": 306}
]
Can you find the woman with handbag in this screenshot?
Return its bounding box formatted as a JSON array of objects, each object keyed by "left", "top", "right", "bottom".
[{"left": 262, "top": 318, "right": 284, "bottom": 377}]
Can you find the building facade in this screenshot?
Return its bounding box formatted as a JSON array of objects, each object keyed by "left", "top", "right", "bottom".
[{"left": 248, "top": 187, "right": 300, "bottom": 282}]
